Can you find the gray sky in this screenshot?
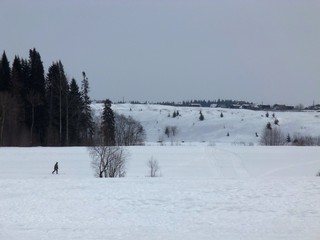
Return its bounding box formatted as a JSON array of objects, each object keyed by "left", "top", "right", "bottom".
[{"left": 1, "top": 0, "right": 320, "bottom": 106}]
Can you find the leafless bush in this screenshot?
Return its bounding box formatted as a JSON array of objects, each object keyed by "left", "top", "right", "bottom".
[
  {"left": 292, "top": 134, "right": 320, "bottom": 146},
  {"left": 147, "top": 157, "right": 160, "bottom": 177},
  {"left": 164, "top": 126, "right": 179, "bottom": 138},
  {"left": 260, "top": 124, "right": 285, "bottom": 146},
  {"left": 115, "top": 113, "right": 146, "bottom": 146},
  {"left": 89, "top": 145, "right": 127, "bottom": 178}
]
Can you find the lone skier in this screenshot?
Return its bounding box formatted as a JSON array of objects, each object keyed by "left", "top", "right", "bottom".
[{"left": 52, "top": 162, "right": 59, "bottom": 174}]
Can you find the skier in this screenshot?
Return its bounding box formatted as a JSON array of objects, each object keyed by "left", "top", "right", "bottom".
[{"left": 52, "top": 162, "right": 59, "bottom": 174}]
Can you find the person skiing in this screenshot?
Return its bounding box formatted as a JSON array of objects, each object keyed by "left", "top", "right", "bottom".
[{"left": 52, "top": 162, "right": 59, "bottom": 174}]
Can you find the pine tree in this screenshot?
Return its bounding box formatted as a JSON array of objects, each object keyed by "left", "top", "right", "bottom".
[{"left": 101, "top": 99, "right": 115, "bottom": 145}]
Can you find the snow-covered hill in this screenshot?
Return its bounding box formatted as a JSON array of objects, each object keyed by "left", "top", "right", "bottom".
[{"left": 93, "top": 103, "right": 320, "bottom": 144}]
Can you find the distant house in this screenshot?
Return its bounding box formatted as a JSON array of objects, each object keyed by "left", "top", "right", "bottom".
[
  {"left": 273, "top": 104, "right": 294, "bottom": 111},
  {"left": 306, "top": 104, "right": 320, "bottom": 111},
  {"left": 230, "top": 104, "right": 241, "bottom": 109},
  {"left": 190, "top": 103, "right": 202, "bottom": 107},
  {"left": 241, "top": 104, "right": 257, "bottom": 110},
  {"left": 258, "top": 104, "right": 271, "bottom": 110}
]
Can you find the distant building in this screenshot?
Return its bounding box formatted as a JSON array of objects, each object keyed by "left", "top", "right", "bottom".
[
  {"left": 230, "top": 104, "right": 241, "bottom": 109},
  {"left": 258, "top": 104, "right": 271, "bottom": 110},
  {"left": 273, "top": 104, "right": 294, "bottom": 111},
  {"left": 190, "top": 103, "right": 202, "bottom": 107}
]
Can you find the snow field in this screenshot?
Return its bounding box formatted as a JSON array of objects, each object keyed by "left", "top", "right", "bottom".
[{"left": 1, "top": 146, "right": 320, "bottom": 239}]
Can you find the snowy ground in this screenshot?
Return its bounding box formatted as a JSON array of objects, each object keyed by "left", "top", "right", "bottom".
[{"left": 1, "top": 145, "right": 320, "bottom": 240}]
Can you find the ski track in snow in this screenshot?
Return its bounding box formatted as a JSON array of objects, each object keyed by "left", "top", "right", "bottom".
[{"left": 207, "top": 147, "right": 250, "bottom": 178}]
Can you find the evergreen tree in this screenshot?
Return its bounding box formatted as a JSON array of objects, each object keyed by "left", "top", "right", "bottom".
[
  {"left": 80, "top": 71, "right": 94, "bottom": 145},
  {"left": 287, "top": 133, "right": 291, "bottom": 143},
  {"left": 10, "top": 56, "right": 29, "bottom": 145},
  {"left": 266, "top": 122, "right": 272, "bottom": 130},
  {"left": 101, "top": 99, "right": 115, "bottom": 145},
  {"left": 27, "top": 48, "right": 48, "bottom": 145},
  {"left": 0, "top": 51, "right": 11, "bottom": 92},
  {"left": 46, "top": 61, "right": 69, "bottom": 146},
  {"left": 67, "top": 78, "right": 83, "bottom": 145},
  {"left": 199, "top": 111, "right": 204, "bottom": 121},
  {"left": 172, "top": 111, "right": 177, "bottom": 118}
]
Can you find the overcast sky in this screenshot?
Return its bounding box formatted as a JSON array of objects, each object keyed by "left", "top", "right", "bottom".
[{"left": 1, "top": 0, "right": 319, "bottom": 105}]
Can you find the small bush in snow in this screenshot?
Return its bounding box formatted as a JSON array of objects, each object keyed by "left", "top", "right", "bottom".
[
  {"left": 147, "top": 157, "right": 160, "bottom": 177},
  {"left": 89, "top": 145, "right": 127, "bottom": 178}
]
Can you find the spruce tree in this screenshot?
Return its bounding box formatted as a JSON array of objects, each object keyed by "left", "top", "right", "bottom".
[
  {"left": 0, "top": 51, "right": 11, "bottom": 92},
  {"left": 287, "top": 134, "right": 291, "bottom": 143},
  {"left": 11, "top": 56, "right": 28, "bottom": 145},
  {"left": 27, "top": 48, "right": 48, "bottom": 145},
  {"left": 68, "top": 78, "right": 83, "bottom": 145},
  {"left": 172, "top": 111, "right": 177, "bottom": 118},
  {"left": 101, "top": 99, "right": 115, "bottom": 145},
  {"left": 80, "top": 71, "right": 94, "bottom": 145},
  {"left": 46, "top": 61, "right": 69, "bottom": 146}
]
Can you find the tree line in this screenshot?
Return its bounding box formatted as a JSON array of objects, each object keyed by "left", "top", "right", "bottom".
[
  {"left": 0, "top": 49, "right": 146, "bottom": 147},
  {"left": 0, "top": 49, "right": 94, "bottom": 146}
]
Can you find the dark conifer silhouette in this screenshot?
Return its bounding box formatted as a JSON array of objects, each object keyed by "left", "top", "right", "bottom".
[{"left": 101, "top": 99, "right": 115, "bottom": 145}]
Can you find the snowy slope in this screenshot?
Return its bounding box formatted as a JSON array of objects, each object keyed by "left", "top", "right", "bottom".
[{"left": 92, "top": 103, "right": 320, "bottom": 144}]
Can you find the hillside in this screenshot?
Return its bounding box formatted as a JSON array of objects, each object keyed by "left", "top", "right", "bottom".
[{"left": 92, "top": 103, "right": 320, "bottom": 144}]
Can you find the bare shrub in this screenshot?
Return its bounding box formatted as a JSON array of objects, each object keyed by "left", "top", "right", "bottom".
[
  {"left": 147, "top": 157, "right": 160, "bottom": 177},
  {"left": 89, "top": 145, "right": 127, "bottom": 178},
  {"left": 260, "top": 124, "right": 285, "bottom": 146},
  {"left": 115, "top": 113, "right": 146, "bottom": 146},
  {"left": 164, "top": 126, "right": 179, "bottom": 138},
  {"left": 292, "top": 134, "right": 320, "bottom": 146}
]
